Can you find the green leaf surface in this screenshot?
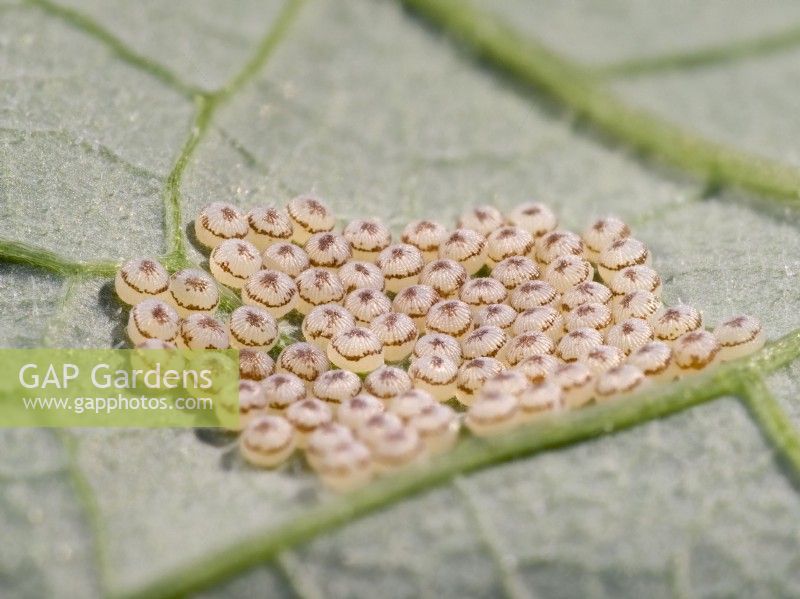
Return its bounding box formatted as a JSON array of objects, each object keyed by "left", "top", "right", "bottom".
[{"left": 2, "top": 0, "right": 800, "bottom": 597}]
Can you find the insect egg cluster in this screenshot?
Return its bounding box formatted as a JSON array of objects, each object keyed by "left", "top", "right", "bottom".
[{"left": 115, "top": 196, "right": 766, "bottom": 493}]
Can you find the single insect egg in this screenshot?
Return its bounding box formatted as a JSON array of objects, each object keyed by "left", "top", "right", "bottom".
[
  {"left": 234, "top": 379, "right": 269, "bottom": 432},
  {"left": 338, "top": 261, "right": 385, "bottom": 292},
  {"left": 560, "top": 281, "right": 612, "bottom": 312},
  {"left": 241, "top": 269, "right": 298, "bottom": 318},
  {"left": 408, "top": 355, "right": 459, "bottom": 401},
  {"left": 364, "top": 365, "right": 413, "bottom": 400},
  {"left": 713, "top": 314, "right": 765, "bottom": 361},
  {"left": 371, "top": 426, "right": 426, "bottom": 473},
  {"left": 628, "top": 341, "right": 674, "bottom": 381},
  {"left": 356, "top": 411, "right": 405, "bottom": 449},
  {"left": 517, "top": 381, "right": 563, "bottom": 424},
  {"left": 286, "top": 195, "right": 335, "bottom": 244},
  {"left": 491, "top": 256, "right": 540, "bottom": 290},
  {"left": 337, "top": 394, "right": 385, "bottom": 430},
  {"left": 169, "top": 268, "right": 219, "bottom": 317},
  {"left": 507, "top": 202, "right": 557, "bottom": 237},
  {"left": 466, "top": 390, "right": 520, "bottom": 436},
  {"left": 301, "top": 304, "right": 356, "bottom": 349},
  {"left": 195, "top": 202, "right": 248, "bottom": 249},
  {"left": 605, "top": 318, "right": 653, "bottom": 355},
  {"left": 502, "top": 331, "right": 555, "bottom": 366},
  {"left": 370, "top": 312, "right": 418, "bottom": 362},
  {"left": 115, "top": 258, "right": 169, "bottom": 305},
  {"left": 286, "top": 397, "right": 334, "bottom": 447},
  {"left": 485, "top": 226, "right": 535, "bottom": 266},
  {"left": 509, "top": 280, "right": 559, "bottom": 312},
  {"left": 473, "top": 303, "right": 518, "bottom": 332},
  {"left": 544, "top": 255, "right": 594, "bottom": 293},
  {"left": 295, "top": 268, "right": 345, "bottom": 315},
  {"left": 551, "top": 362, "right": 594, "bottom": 409},
  {"left": 438, "top": 228, "right": 487, "bottom": 275},
  {"left": 228, "top": 305, "right": 279, "bottom": 350},
  {"left": 597, "top": 238, "right": 650, "bottom": 284},
  {"left": 305, "top": 422, "right": 355, "bottom": 471},
  {"left": 263, "top": 373, "right": 307, "bottom": 412},
  {"left": 612, "top": 290, "right": 662, "bottom": 323},
  {"left": 482, "top": 369, "right": 529, "bottom": 396},
  {"left": 455, "top": 357, "right": 505, "bottom": 406},
  {"left": 318, "top": 440, "right": 373, "bottom": 493},
  {"left": 426, "top": 299, "right": 473, "bottom": 339},
  {"left": 673, "top": 330, "right": 720, "bottom": 374},
  {"left": 564, "top": 302, "right": 612, "bottom": 333},
  {"left": 313, "top": 369, "right": 362, "bottom": 409},
  {"left": 344, "top": 288, "right": 392, "bottom": 324},
  {"left": 458, "top": 205, "right": 505, "bottom": 236},
  {"left": 535, "top": 230, "right": 584, "bottom": 265},
  {"left": 127, "top": 298, "right": 180, "bottom": 345},
  {"left": 413, "top": 332, "right": 462, "bottom": 364},
  {"left": 408, "top": 403, "right": 460, "bottom": 455},
  {"left": 262, "top": 242, "right": 310, "bottom": 277},
  {"left": 461, "top": 325, "right": 507, "bottom": 360},
  {"left": 246, "top": 205, "right": 293, "bottom": 250},
  {"left": 277, "top": 342, "right": 330, "bottom": 388},
  {"left": 239, "top": 415, "right": 296, "bottom": 468},
  {"left": 401, "top": 219, "right": 449, "bottom": 261},
  {"left": 304, "top": 232, "right": 352, "bottom": 270},
  {"left": 342, "top": 218, "right": 392, "bottom": 262},
  {"left": 581, "top": 344, "right": 625, "bottom": 376},
  {"left": 595, "top": 365, "right": 647, "bottom": 402},
  {"left": 392, "top": 284, "right": 440, "bottom": 331},
  {"left": 327, "top": 326, "right": 385, "bottom": 373},
  {"left": 178, "top": 314, "right": 229, "bottom": 349},
  {"left": 609, "top": 265, "right": 662, "bottom": 298},
  {"left": 513, "top": 353, "right": 561, "bottom": 384},
  {"left": 582, "top": 217, "right": 631, "bottom": 263},
  {"left": 556, "top": 327, "right": 603, "bottom": 362},
  {"left": 512, "top": 306, "right": 564, "bottom": 341},
  {"left": 459, "top": 278, "right": 508, "bottom": 314},
  {"left": 419, "top": 259, "right": 468, "bottom": 299},
  {"left": 239, "top": 348, "right": 274, "bottom": 381},
  {"left": 390, "top": 388, "right": 437, "bottom": 420},
  {"left": 652, "top": 305, "right": 703, "bottom": 344},
  {"left": 376, "top": 243, "right": 425, "bottom": 293}
]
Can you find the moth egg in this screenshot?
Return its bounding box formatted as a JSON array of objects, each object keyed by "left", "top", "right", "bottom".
[
  {"left": 605, "top": 318, "right": 654, "bottom": 356},
  {"left": 369, "top": 312, "right": 418, "bottom": 362},
  {"left": 507, "top": 202, "right": 557, "bottom": 237},
  {"left": 301, "top": 304, "right": 356, "bottom": 349},
  {"left": 512, "top": 306, "right": 564, "bottom": 341},
  {"left": 209, "top": 239, "right": 262, "bottom": 289},
  {"left": 459, "top": 277, "right": 508, "bottom": 314},
  {"left": 595, "top": 365, "right": 647, "bottom": 402},
  {"left": 389, "top": 388, "right": 437, "bottom": 420},
  {"left": 169, "top": 268, "right": 219, "bottom": 317},
  {"left": 491, "top": 256, "right": 540, "bottom": 290},
  {"left": 473, "top": 303, "right": 518, "bottom": 332},
  {"left": 628, "top": 341, "right": 674, "bottom": 381},
  {"left": 376, "top": 243, "right": 425, "bottom": 293},
  {"left": 461, "top": 325, "right": 507, "bottom": 360},
  {"left": 673, "top": 330, "right": 720, "bottom": 374},
  {"left": 612, "top": 290, "right": 663, "bottom": 323},
  {"left": 560, "top": 281, "right": 612, "bottom": 312},
  {"left": 597, "top": 237, "right": 650, "bottom": 283},
  {"left": 581, "top": 344, "right": 625, "bottom": 376},
  {"left": 235, "top": 379, "right": 269, "bottom": 432},
  {"left": 401, "top": 219, "right": 449, "bottom": 261},
  {"left": 713, "top": 314, "right": 765, "bottom": 361},
  {"left": 344, "top": 288, "right": 392, "bottom": 325},
  {"left": 338, "top": 394, "right": 385, "bottom": 431},
  {"left": 246, "top": 205, "right": 293, "bottom": 250},
  {"left": 485, "top": 225, "right": 535, "bottom": 266},
  {"left": 263, "top": 373, "right": 307, "bottom": 413},
  {"left": 544, "top": 255, "right": 594, "bottom": 293},
  {"left": 438, "top": 228, "right": 487, "bottom": 275},
  {"left": 115, "top": 258, "right": 169, "bottom": 305},
  {"left": 466, "top": 390, "right": 520, "bottom": 436},
  {"left": 364, "top": 365, "right": 413, "bottom": 400},
  {"left": 342, "top": 218, "right": 392, "bottom": 262},
  {"left": 277, "top": 342, "right": 330, "bottom": 388},
  {"left": 652, "top": 305, "right": 703, "bottom": 344},
  {"left": 482, "top": 369, "right": 529, "bottom": 396},
  {"left": 286, "top": 397, "right": 334, "bottom": 447},
  {"left": 286, "top": 195, "right": 335, "bottom": 244},
  {"left": 295, "top": 268, "right": 345, "bottom": 315},
  {"left": 556, "top": 327, "right": 603, "bottom": 362},
  {"left": 513, "top": 353, "right": 561, "bottom": 384},
  {"left": 582, "top": 216, "right": 631, "bottom": 263},
  {"left": 262, "top": 242, "right": 310, "bottom": 277},
  {"left": 609, "top": 265, "right": 662, "bottom": 298},
  {"left": 551, "top": 362, "right": 594, "bottom": 409},
  {"left": 327, "top": 326, "right": 385, "bottom": 373},
  {"left": 304, "top": 232, "right": 352, "bottom": 271},
  {"left": 241, "top": 269, "right": 297, "bottom": 318},
  {"left": 338, "top": 261, "right": 385, "bottom": 292},
  {"left": 408, "top": 355, "right": 459, "bottom": 401},
  {"left": 195, "top": 202, "right": 248, "bottom": 249},
  {"left": 372, "top": 426, "right": 427, "bottom": 473},
  {"left": 228, "top": 305, "right": 279, "bottom": 350},
  {"left": 127, "top": 298, "right": 180, "bottom": 345},
  {"left": 564, "top": 302, "right": 612, "bottom": 334},
  {"left": 356, "top": 411, "right": 405, "bottom": 450},
  {"left": 392, "top": 284, "right": 440, "bottom": 331},
  {"left": 458, "top": 205, "right": 505, "bottom": 236},
  {"left": 509, "top": 280, "right": 560, "bottom": 312},
  {"left": 419, "top": 259, "right": 468, "bottom": 299},
  {"left": 318, "top": 440, "right": 373, "bottom": 493},
  {"left": 239, "top": 415, "right": 296, "bottom": 468},
  {"left": 426, "top": 299, "right": 473, "bottom": 339},
  {"left": 413, "top": 333, "right": 462, "bottom": 364},
  {"left": 535, "top": 230, "right": 584, "bottom": 265},
  {"left": 305, "top": 422, "right": 355, "bottom": 472},
  {"left": 239, "top": 348, "right": 275, "bottom": 381},
  {"left": 455, "top": 357, "right": 506, "bottom": 406},
  {"left": 408, "top": 403, "right": 460, "bottom": 455},
  {"left": 517, "top": 380, "right": 563, "bottom": 423},
  {"left": 178, "top": 314, "right": 229, "bottom": 349},
  {"left": 313, "top": 369, "right": 362, "bottom": 410},
  {"left": 502, "top": 331, "right": 555, "bottom": 367}
]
